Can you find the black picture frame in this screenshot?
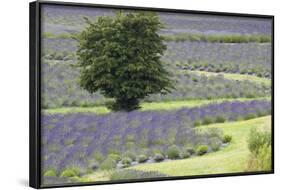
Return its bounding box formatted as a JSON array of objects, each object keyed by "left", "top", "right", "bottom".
[{"left": 30, "top": 1, "right": 274, "bottom": 189}]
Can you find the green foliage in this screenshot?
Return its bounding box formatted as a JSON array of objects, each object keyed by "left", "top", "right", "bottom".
[
  {"left": 196, "top": 145, "right": 208, "bottom": 156},
  {"left": 42, "top": 32, "right": 74, "bottom": 39},
  {"left": 244, "top": 113, "right": 257, "bottom": 120},
  {"left": 246, "top": 129, "right": 272, "bottom": 171},
  {"left": 222, "top": 135, "right": 232, "bottom": 143},
  {"left": 43, "top": 169, "right": 57, "bottom": 177},
  {"left": 167, "top": 145, "right": 181, "bottom": 159},
  {"left": 206, "top": 127, "right": 223, "bottom": 139},
  {"left": 154, "top": 153, "right": 165, "bottom": 162},
  {"left": 181, "top": 150, "right": 191, "bottom": 159},
  {"left": 163, "top": 33, "right": 271, "bottom": 43},
  {"left": 123, "top": 151, "right": 137, "bottom": 161},
  {"left": 77, "top": 12, "right": 173, "bottom": 111},
  {"left": 121, "top": 157, "right": 133, "bottom": 168},
  {"left": 202, "top": 116, "right": 213, "bottom": 125},
  {"left": 248, "top": 128, "right": 271, "bottom": 156},
  {"left": 210, "top": 137, "right": 221, "bottom": 151},
  {"left": 194, "top": 120, "right": 201, "bottom": 127},
  {"left": 108, "top": 153, "right": 121, "bottom": 162},
  {"left": 215, "top": 115, "right": 226, "bottom": 123},
  {"left": 100, "top": 157, "right": 117, "bottom": 170},
  {"left": 184, "top": 146, "right": 195, "bottom": 155},
  {"left": 137, "top": 154, "right": 149, "bottom": 163},
  {"left": 60, "top": 168, "right": 79, "bottom": 177},
  {"left": 92, "top": 151, "right": 105, "bottom": 163}
]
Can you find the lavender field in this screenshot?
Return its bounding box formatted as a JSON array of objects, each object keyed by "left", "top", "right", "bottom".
[{"left": 40, "top": 4, "right": 272, "bottom": 186}]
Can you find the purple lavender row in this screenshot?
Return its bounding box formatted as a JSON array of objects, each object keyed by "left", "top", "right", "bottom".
[{"left": 41, "top": 99, "right": 271, "bottom": 174}]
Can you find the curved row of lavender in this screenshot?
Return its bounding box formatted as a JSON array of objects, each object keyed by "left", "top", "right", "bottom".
[
  {"left": 41, "top": 59, "right": 270, "bottom": 108},
  {"left": 42, "top": 100, "right": 271, "bottom": 177},
  {"left": 43, "top": 38, "right": 272, "bottom": 76}
]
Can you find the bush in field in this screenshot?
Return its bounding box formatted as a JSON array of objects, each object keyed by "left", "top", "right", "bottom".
[
  {"left": 121, "top": 157, "right": 133, "bottom": 168},
  {"left": 184, "top": 146, "right": 195, "bottom": 155},
  {"left": 100, "top": 157, "right": 116, "bottom": 170},
  {"left": 207, "top": 128, "right": 223, "bottom": 139},
  {"left": 123, "top": 151, "right": 136, "bottom": 161},
  {"left": 92, "top": 151, "right": 105, "bottom": 163},
  {"left": 167, "top": 145, "right": 181, "bottom": 159},
  {"left": 246, "top": 128, "right": 272, "bottom": 171},
  {"left": 43, "top": 169, "right": 57, "bottom": 177},
  {"left": 215, "top": 115, "right": 226, "bottom": 123},
  {"left": 248, "top": 128, "right": 271, "bottom": 156},
  {"left": 222, "top": 135, "right": 232, "bottom": 143},
  {"left": 210, "top": 137, "right": 222, "bottom": 151},
  {"left": 154, "top": 153, "right": 165, "bottom": 162},
  {"left": 194, "top": 120, "right": 201, "bottom": 127},
  {"left": 108, "top": 154, "right": 121, "bottom": 162},
  {"left": 202, "top": 116, "right": 213, "bottom": 125},
  {"left": 181, "top": 150, "right": 191, "bottom": 159},
  {"left": 60, "top": 168, "right": 79, "bottom": 177},
  {"left": 77, "top": 12, "right": 173, "bottom": 111},
  {"left": 223, "top": 135, "right": 232, "bottom": 143},
  {"left": 137, "top": 154, "right": 148, "bottom": 163},
  {"left": 196, "top": 145, "right": 209, "bottom": 156}
]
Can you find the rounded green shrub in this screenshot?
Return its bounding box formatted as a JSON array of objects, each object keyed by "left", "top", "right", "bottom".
[
  {"left": 194, "top": 120, "right": 201, "bottom": 127},
  {"left": 100, "top": 157, "right": 117, "bottom": 170},
  {"left": 248, "top": 128, "right": 271, "bottom": 155},
  {"left": 202, "top": 116, "right": 213, "bottom": 125},
  {"left": 196, "top": 145, "right": 209, "bottom": 156},
  {"left": 43, "top": 169, "right": 57, "bottom": 177},
  {"left": 108, "top": 153, "right": 121, "bottom": 162},
  {"left": 181, "top": 150, "right": 191, "bottom": 159},
  {"left": 222, "top": 135, "right": 232, "bottom": 143},
  {"left": 60, "top": 168, "right": 78, "bottom": 178},
  {"left": 215, "top": 115, "right": 226, "bottom": 123},
  {"left": 154, "top": 153, "right": 165, "bottom": 162},
  {"left": 185, "top": 146, "right": 195, "bottom": 155},
  {"left": 137, "top": 154, "right": 148, "bottom": 163},
  {"left": 121, "top": 157, "right": 132, "bottom": 168},
  {"left": 123, "top": 151, "right": 136, "bottom": 161},
  {"left": 167, "top": 145, "right": 181, "bottom": 159}
]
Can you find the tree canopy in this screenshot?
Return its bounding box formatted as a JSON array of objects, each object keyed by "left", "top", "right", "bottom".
[{"left": 76, "top": 11, "right": 173, "bottom": 111}]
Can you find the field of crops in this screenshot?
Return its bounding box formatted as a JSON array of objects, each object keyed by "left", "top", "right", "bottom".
[{"left": 40, "top": 4, "right": 272, "bottom": 186}]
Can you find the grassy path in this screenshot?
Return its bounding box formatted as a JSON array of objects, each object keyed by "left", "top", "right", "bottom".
[
  {"left": 43, "top": 97, "right": 270, "bottom": 115},
  {"left": 188, "top": 70, "right": 271, "bottom": 86},
  {"left": 129, "top": 116, "right": 271, "bottom": 176}
]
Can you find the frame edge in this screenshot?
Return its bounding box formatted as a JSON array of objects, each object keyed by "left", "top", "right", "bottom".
[{"left": 30, "top": 1, "right": 41, "bottom": 189}]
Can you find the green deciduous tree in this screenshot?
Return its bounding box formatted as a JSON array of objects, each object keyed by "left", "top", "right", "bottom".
[{"left": 76, "top": 11, "right": 173, "bottom": 111}]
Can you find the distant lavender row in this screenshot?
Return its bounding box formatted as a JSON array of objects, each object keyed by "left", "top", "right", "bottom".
[
  {"left": 42, "top": 5, "right": 272, "bottom": 35},
  {"left": 42, "top": 100, "right": 271, "bottom": 174},
  {"left": 41, "top": 60, "right": 270, "bottom": 108},
  {"left": 42, "top": 38, "right": 271, "bottom": 76},
  {"left": 164, "top": 41, "right": 271, "bottom": 76}
]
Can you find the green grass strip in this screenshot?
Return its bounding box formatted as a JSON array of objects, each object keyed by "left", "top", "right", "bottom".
[
  {"left": 163, "top": 33, "right": 271, "bottom": 43},
  {"left": 130, "top": 116, "right": 271, "bottom": 176},
  {"left": 43, "top": 97, "right": 271, "bottom": 115},
  {"left": 42, "top": 32, "right": 271, "bottom": 43}
]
